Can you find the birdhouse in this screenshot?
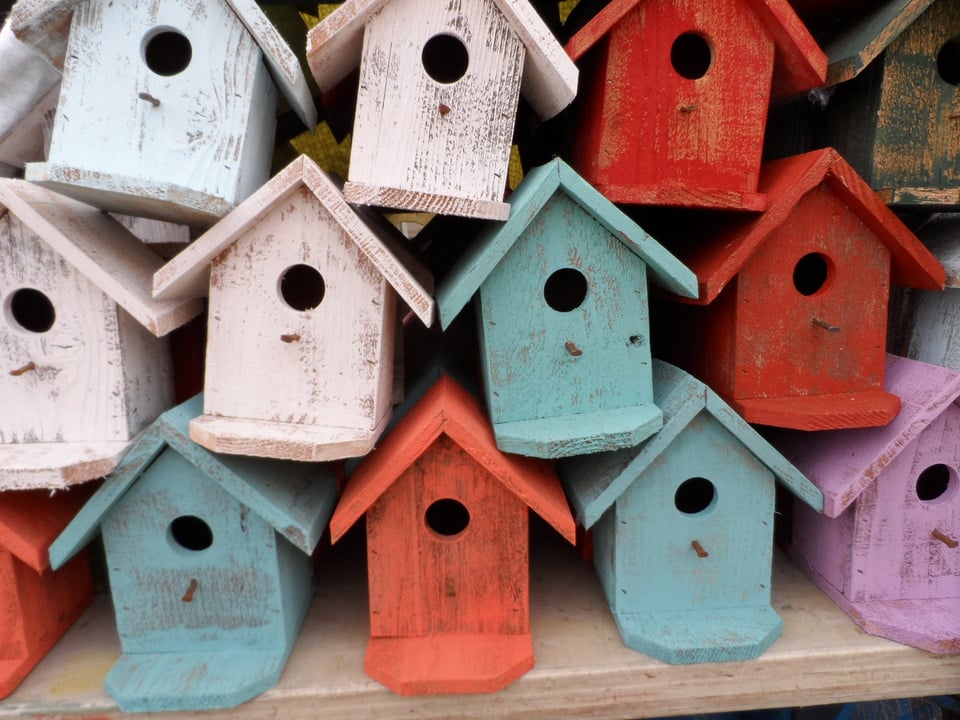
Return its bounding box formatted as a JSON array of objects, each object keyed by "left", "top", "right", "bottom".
[
  {"left": 436, "top": 158, "right": 698, "bottom": 458},
  {"left": 564, "top": 0, "right": 826, "bottom": 210},
  {"left": 47, "top": 394, "right": 339, "bottom": 712},
  {"left": 814, "top": 0, "right": 960, "bottom": 207},
  {"left": 10, "top": 0, "right": 317, "bottom": 227},
  {"left": 776, "top": 354, "right": 960, "bottom": 654},
  {"left": 305, "top": 0, "right": 578, "bottom": 220},
  {"left": 0, "top": 486, "right": 93, "bottom": 698},
  {"left": 329, "top": 374, "right": 576, "bottom": 695},
  {"left": 151, "top": 155, "right": 435, "bottom": 462},
  {"left": 655, "top": 148, "right": 945, "bottom": 431},
  {"left": 0, "top": 179, "right": 203, "bottom": 490},
  {"left": 558, "top": 360, "right": 823, "bottom": 664}
]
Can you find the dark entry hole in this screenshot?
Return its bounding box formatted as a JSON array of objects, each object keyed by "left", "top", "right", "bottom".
[
  {"left": 675, "top": 477, "right": 716, "bottom": 515},
  {"left": 916, "top": 463, "right": 953, "bottom": 503},
  {"left": 169, "top": 515, "right": 214, "bottom": 551},
  {"left": 422, "top": 33, "right": 469, "bottom": 84},
  {"left": 544, "top": 268, "right": 588, "bottom": 312},
  {"left": 793, "top": 252, "right": 830, "bottom": 296},
  {"left": 671, "top": 32, "right": 712, "bottom": 80},
  {"left": 937, "top": 39, "right": 960, "bottom": 86},
  {"left": 280, "top": 264, "right": 325, "bottom": 311},
  {"left": 9, "top": 288, "right": 55, "bottom": 333},
  {"left": 425, "top": 498, "right": 470, "bottom": 536},
  {"left": 144, "top": 29, "right": 192, "bottom": 76}
]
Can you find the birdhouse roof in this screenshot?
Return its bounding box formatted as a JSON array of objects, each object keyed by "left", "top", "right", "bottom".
[
  {"left": 306, "top": 0, "right": 578, "bottom": 120},
  {"left": 559, "top": 360, "right": 823, "bottom": 529},
  {"left": 0, "top": 487, "right": 91, "bottom": 574},
  {"left": 9, "top": 0, "right": 317, "bottom": 129},
  {"left": 436, "top": 158, "right": 698, "bottom": 330},
  {"left": 671, "top": 148, "right": 946, "bottom": 305},
  {"left": 564, "top": 0, "right": 827, "bottom": 98},
  {"left": 47, "top": 394, "right": 338, "bottom": 570},
  {"left": 773, "top": 355, "right": 960, "bottom": 518},
  {"left": 329, "top": 374, "right": 576, "bottom": 544},
  {"left": 152, "top": 154, "right": 435, "bottom": 327},
  {"left": 0, "top": 179, "right": 203, "bottom": 336}
]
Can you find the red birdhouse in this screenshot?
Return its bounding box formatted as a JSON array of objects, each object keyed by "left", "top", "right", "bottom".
[
  {"left": 329, "top": 374, "right": 576, "bottom": 695},
  {"left": 656, "top": 148, "right": 945, "bottom": 431},
  {"left": 565, "top": 0, "right": 826, "bottom": 210}
]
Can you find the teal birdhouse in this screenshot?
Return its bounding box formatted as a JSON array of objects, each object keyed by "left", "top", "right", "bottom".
[
  {"left": 558, "top": 360, "right": 823, "bottom": 665},
  {"left": 436, "top": 159, "right": 698, "bottom": 459},
  {"left": 47, "top": 394, "right": 338, "bottom": 713}
]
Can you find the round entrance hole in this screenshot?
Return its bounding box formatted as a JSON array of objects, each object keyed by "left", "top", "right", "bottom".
[
  {"left": 425, "top": 498, "right": 470, "bottom": 537},
  {"left": 279, "top": 264, "right": 325, "bottom": 311},
  {"left": 671, "top": 32, "right": 713, "bottom": 80},
  {"left": 916, "top": 463, "right": 955, "bottom": 504},
  {"left": 143, "top": 29, "right": 192, "bottom": 76},
  {"left": 544, "top": 268, "right": 588, "bottom": 312},
  {"left": 937, "top": 39, "right": 960, "bottom": 86},
  {"left": 169, "top": 515, "right": 214, "bottom": 551},
  {"left": 422, "top": 33, "right": 469, "bottom": 84},
  {"left": 9, "top": 288, "right": 55, "bottom": 333},
  {"left": 674, "top": 477, "right": 716, "bottom": 515},
  {"left": 793, "top": 252, "right": 831, "bottom": 296}
]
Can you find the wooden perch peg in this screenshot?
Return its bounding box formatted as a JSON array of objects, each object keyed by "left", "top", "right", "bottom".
[
  {"left": 932, "top": 529, "right": 958, "bottom": 549},
  {"left": 9, "top": 361, "right": 36, "bottom": 376},
  {"left": 182, "top": 578, "right": 199, "bottom": 602},
  {"left": 280, "top": 333, "right": 301, "bottom": 343},
  {"left": 138, "top": 92, "right": 161, "bottom": 107},
  {"left": 691, "top": 540, "right": 709, "bottom": 558},
  {"left": 565, "top": 340, "right": 583, "bottom": 357}
]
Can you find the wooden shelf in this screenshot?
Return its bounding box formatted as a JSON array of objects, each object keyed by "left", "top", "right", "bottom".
[{"left": 3, "top": 528, "right": 959, "bottom": 719}]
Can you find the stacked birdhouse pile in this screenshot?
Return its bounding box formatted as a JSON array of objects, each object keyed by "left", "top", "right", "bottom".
[{"left": 0, "top": 0, "right": 958, "bottom": 711}]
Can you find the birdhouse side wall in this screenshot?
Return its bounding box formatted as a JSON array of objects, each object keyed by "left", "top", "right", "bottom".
[
  {"left": 0, "top": 552, "right": 27, "bottom": 659},
  {"left": 348, "top": 0, "right": 523, "bottom": 203},
  {"left": 365, "top": 434, "right": 530, "bottom": 639},
  {"left": 116, "top": 303, "right": 175, "bottom": 440},
  {"left": 790, "top": 492, "right": 854, "bottom": 598}
]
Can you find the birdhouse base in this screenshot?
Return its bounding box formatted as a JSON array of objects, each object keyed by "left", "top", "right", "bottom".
[
  {"left": 731, "top": 390, "right": 901, "bottom": 431},
  {"left": 0, "top": 440, "right": 133, "bottom": 491},
  {"left": 492, "top": 404, "right": 663, "bottom": 459},
  {"left": 343, "top": 181, "right": 511, "bottom": 221},
  {"left": 188, "top": 412, "right": 390, "bottom": 462},
  {"left": 104, "top": 648, "right": 291, "bottom": 712},
  {"left": 364, "top": 633, "right": 535, "bottom": 695},
  {"left": 24, "top": 162, "right": 231, "bottom": 228},
  {"left": 588, "top": 183, "right": 766, "bottom": 212},
  {"left": 613, "top": 605, "right": 783, "bottom": 665},
  {"left": 876, "top": 187, "right": 960, "bottom": 210}
]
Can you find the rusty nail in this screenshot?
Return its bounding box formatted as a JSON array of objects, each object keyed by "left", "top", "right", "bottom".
[
  {"left": 680, "top": 104, "right": 697, "bottom": 113},
  {"left": 182, "top": 578, "right": 199, "bottom": 602},
  {"left": 280, "top": 333, "right": 300, "bottom": 343},
  {"left": 565, "top": 340, "right": 583, "bottom": 357},
  {"left": 691, "top": 540, "right": 709, "bottom": 558},
  {"left": 138, "top": 92, "right": 161, "bottom": 107},
  {"left": 439, "top": 103, "right": 451, "bottom": 117},
  {"left": 9, "top": 361, "right": 36, "bottom": 377},
  {"left": 812, "top": 317, "right": 840, "bottom": 333},
  {"left": 932, "top": 529, "right": 959, "bottom": 548},
  {"left": 445, "top": 577, "right": 456, "bottom": 597}
]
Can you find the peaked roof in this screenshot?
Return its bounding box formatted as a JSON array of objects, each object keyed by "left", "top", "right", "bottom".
[
  {"left": 329, "top": 374, "right": 576, "bottom": 544},
  {"left": 9, "top": 0, "right": 317, "bottom": 129},
  {"left": 48, "top": 394, "right": 338, "bottom": 570},
  {"left": 773, "top": 354, "right": 960, "bottom": 518},
  {"left": 0, "top": 179, "right": 203, "bottom": 336},
  {"left": 559, "top": 359, "right": 823, "bottom": 529},
  {"left": 306, "top": 0, "right": 578, "bottom": 120},
  {"left": 0, "top": 486, "right": 91, "bottom": 573},
  {"left": 152, "top": 154, "right": 435, "bottom": 327},
  {"left": 436, "top": 158, "right": 698, "bottom": 329},
  {"left": 670, "top": 148, "right": 946, "bottom": 305},
  {"left": 564, "top": 0, "right": 827, "bottom": 98}
]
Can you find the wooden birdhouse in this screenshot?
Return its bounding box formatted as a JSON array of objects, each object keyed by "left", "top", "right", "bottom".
[
  {"left": 10, "top": 0, "right": 317, "bottom": 227},
  {"left": 656, "top": 148, "right": 945, "bottom": 431},
  {"left": 0, "top": 179, "right": 202, "bottom": 490},
  {"left": 305, "top": 0, "right": 578, "bottom": 220},
  {"left": 0, "top": 486, "right": 93, "bottom": 698},
  {"left": 558, "top": 360, "right": 823, "bottom": 664},
  {"left": 329, "top": 374, "right": 576, "bottom": 695},
  {"left": 47, "top": 394, "right": 339, "bottom": 712},
  {"left": 436, "top": 158, "right": 698, "bottom": 459},
  {"left": 564, "top": 0, "right": 827, "bottom": 211},
  {"left": 151, "top": 155, "right": 435, "bottom": 462},
  {"left": 776, "top": 354, "right": 960, "bottom": 654}
]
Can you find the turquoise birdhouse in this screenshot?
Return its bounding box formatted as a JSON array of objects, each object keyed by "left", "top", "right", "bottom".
[
  {"left": 436, "top": 159, "right": 698, "bottom": 459},
  {"left": 47, "top": 394, "right": 338, "bottom": 713},
  {"left": 558, "top": 360, "right": 823, "bottom": 664}
]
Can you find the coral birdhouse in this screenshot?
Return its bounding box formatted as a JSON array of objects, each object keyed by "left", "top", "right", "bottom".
[
  {"left": 329, "top": 374, "right": 576, "bottom": 695},
  {"left": 437, "top": 159, "right": 698, "bottom": 458},
  {"left": 48, "top": 395, "right": 339, "bottom": 712},
  {"left": 10, "top": 0, "right": 317, "bottom": 227},
  {"left": 777, "top": 355, "right": 960, "bottom": 654},
  {"left": 564, "top": 0, "right": 826, "bottom": 210},
  {"left": 152, "top": 155, "right": 435, "bottom": 462},
  {"left": 657, "top": 148, "right": 945, "bottom": 430},
  {"left": 306, "top": 0, "right": 578, "bottom": 220},
  {"left": 559, "top": 360, "right": 822, "bottom": 664}
]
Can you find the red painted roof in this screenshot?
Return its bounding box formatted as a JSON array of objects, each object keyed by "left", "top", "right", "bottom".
[{"left": 0, "top": 487, "right": 93, "bottom": 573}]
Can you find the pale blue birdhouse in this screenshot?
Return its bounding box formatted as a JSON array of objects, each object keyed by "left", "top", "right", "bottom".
[
  {"left": 47, "top": 394, "right": 338, "bottom": 713},
  {"left": 558, "top": 360, "right": 823, "bottom": 665},
  {"left": 436, "top": 159, "right": 698, "bottom": 459}
]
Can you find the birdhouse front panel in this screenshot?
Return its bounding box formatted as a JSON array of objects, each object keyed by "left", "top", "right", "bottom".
[
  {"left": 204, "top": 185, "right": 397, "bottom": 435},
  {"left": 477, "top": 192, "right": 653, "bottom": 427},
  {"left": 345, "top": 0, "right": 523, "bottom": 217},
  {"left": 366, "top": 433, "right": 529, "bottom": 640}
]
